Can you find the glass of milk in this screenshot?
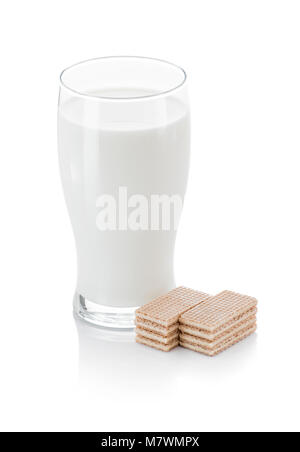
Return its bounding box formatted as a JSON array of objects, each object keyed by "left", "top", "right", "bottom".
[{"left": 58, "top": 57, "right": 190, "bottom": 328}]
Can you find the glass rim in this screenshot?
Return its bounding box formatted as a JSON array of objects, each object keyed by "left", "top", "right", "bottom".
[{"left": 59, "top": 56, "right": 187, "bottom": 101}]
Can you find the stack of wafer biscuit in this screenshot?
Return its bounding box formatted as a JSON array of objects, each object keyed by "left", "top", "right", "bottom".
[
  {"left": 135, "top": 287, "right": 210, "bottom": 351},
  {"left": 179, "top": 290, "right": 257, "bottom": 356}
]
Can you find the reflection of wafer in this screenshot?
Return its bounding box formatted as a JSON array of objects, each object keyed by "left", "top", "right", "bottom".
[
  {"left": 180, "top": 323, "right": 256, "bottom": 357},
  {"left": 136, "top": 335, "right": 178, "bottom": 352},
  {"left": 136, "top": 287, "right": 210, "bottom": 327}
]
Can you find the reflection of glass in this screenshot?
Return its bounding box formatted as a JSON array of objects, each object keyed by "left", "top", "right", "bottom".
[
  {"left": 58, "top": 57, "right": 190, "bottom": 328},
  {"left": 75, "top": 315, "right": 135, "bottom": 344},
  {"left": 75, "top": 317, "right": 177, "bottom": 392}
]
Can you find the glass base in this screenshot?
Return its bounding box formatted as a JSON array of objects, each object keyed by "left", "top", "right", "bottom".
[{"left": 73, "top": 293, "right": 138, "bottom": 329}]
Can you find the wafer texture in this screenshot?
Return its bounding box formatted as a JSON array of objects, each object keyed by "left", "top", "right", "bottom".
[
  {"left": 180, "top": 318, "right": 256, "bottom": 349},
  {"left": 135, "top": 318, "right": 179, "bottom": 336},
  {"left": 136, "top": 335, "right": 178, "bottom": 352},
  {"left": 180, "top": 290, "right": 257, "bottom": 333},
  {"left": 135, "top": 287, "right": 210, "bottom": 327},
  {"left": 179, "top": 308, "right": 257, "bottom": 341},
  {"left": 180, "top": 324, "right": 256, "bottom": 357},
  {"left": 135, "top": 327, "right": 178, "bottom": 345}
]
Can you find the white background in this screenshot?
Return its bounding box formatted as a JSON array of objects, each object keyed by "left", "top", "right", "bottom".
[{"left": 0, "top": 0, "right": 299, "bottom": 433}]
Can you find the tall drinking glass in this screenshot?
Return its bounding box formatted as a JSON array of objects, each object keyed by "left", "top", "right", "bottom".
[{"left": 58, "top": 57, "right": 190, "bottom": 328}]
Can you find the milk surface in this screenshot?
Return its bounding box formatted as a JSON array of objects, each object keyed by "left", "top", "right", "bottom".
[{"left": 58, "top": 89, "right": 190, "bottom": 307}]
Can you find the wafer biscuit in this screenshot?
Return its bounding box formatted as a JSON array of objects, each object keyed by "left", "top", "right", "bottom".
[
  {"left": 135, "top": 318, "right": 179, "bottom": 336},
  {"left": 180, "top": 317, "right": 256, "bottom": 349},
  {"left": 179, "top": 290, "right": 257, "bottom": 333},
  {"left": 179, "top": 309, "right": 257, "bottom": 341},
  {"left": 180, "top": 323, "right": 256, "bottom": 357},
  {"left": 135, "top": 327, "right": 178, "bottom": 345},
  {"left": 136, "top": 334, "right": 178, "bottom": 352},
  {"left": 136, "top": 287, "right": 210, "bottom": 327}
]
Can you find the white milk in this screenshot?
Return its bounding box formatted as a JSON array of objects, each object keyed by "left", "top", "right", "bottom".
[{"left": 58, "top": 90, "right": 190, "bottom": 308}]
